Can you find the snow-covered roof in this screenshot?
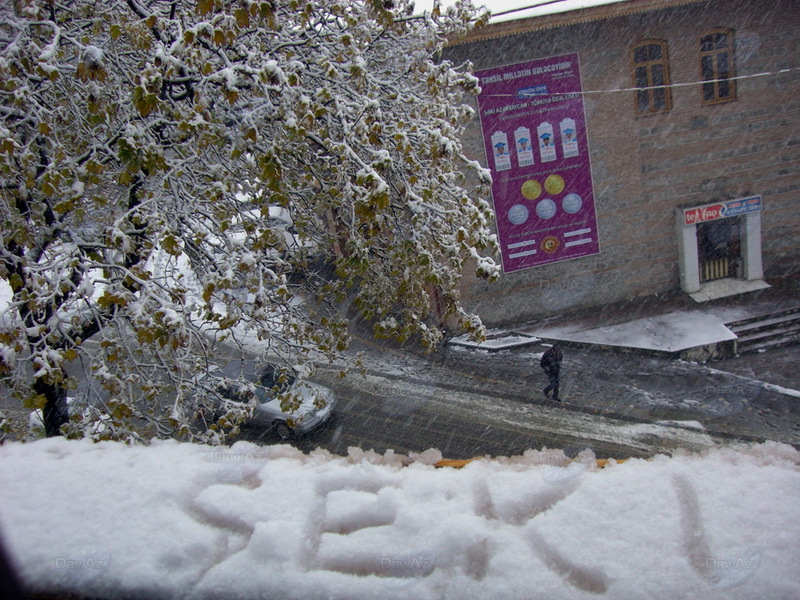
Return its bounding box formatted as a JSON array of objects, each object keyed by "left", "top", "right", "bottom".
[{"left": 448, "top": 0, "right": 710, "bottom": 45}]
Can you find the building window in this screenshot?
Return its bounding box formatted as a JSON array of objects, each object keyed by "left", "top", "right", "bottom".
[
  {"left": 700, "top": 29, "right": 736, "bottom": 105},
  {"left": 631, "top": 40, "right": 672, "bottom": 115}
]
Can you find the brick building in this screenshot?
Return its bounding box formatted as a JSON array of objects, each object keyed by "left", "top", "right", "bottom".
[{"left": 444, "top": 0, "right": 800, "bottom": 326}]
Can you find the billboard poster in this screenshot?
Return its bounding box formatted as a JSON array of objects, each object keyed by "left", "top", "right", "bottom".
[{"left": 475, "top": 54, "right": 600, "bottom": 273}]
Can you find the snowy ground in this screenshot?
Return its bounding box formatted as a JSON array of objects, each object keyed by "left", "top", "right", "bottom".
[
  {"left": 450, "top": 307, "right": 756, "bottom": 354},
  {"left": 528, "top": 309, "right": 741, "bottom": 353},
  {"left": 0, "top": 437, "right": 798, "bottom": 599}
]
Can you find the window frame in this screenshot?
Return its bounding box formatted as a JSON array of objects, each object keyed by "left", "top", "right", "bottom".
[
  {"left": 630, "top": 39, "right": 673, "bottom": 116},
  {"left": 700, "top": 28, "right": 737, "bottom": 105}
]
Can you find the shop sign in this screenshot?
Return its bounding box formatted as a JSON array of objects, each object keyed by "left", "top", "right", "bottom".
[{"left": 683, "top": 195, "right": 762, "bottom": 226}]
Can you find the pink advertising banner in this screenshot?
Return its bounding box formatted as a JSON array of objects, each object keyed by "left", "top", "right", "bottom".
[{"left": 475, "top": 54, "right": 600, "bottom": 273}]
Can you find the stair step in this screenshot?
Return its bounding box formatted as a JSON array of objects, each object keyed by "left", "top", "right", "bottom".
[
  {"left": 736, "top": 322, "right": 800, "bottom": 345},
  {"left": 727, "top": 307, "right": 800, "bottom": 331},
  {"left": 727, "top": 306, "right": 800, "bottom": 356},
  {"left": 729, "top": 313, "right": 800, "bottom": 336},
  {"left": 737, "top": 333, "right": 800, "bottom": 354}
]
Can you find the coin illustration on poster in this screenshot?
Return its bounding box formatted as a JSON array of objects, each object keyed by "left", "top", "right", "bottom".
[
  {"left": 508, "top": 204, "right": 529, "bottom": 225},
  {"left": 541, "top": 235, "right": 560, "bottom": 253},
  {"left": 521, "top": 179, "right": 542, "bottom": 200},
  {"left": 536, "top": 199, "right": 557, "bottom": 220},
  {"left": 545, "top": 174, "right": 565, "bottom": 196},
  {"left": 563, "top": 193, "right": 583, "bottom": 214}
]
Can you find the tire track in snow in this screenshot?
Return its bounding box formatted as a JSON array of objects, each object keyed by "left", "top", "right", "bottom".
[{"left": 341, "top": 370, "right": 725, "bottom": 457}]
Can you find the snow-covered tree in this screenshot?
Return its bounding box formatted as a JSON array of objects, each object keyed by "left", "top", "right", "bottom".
[{"left": 0, "top": 0, "right": 498, "bottom": 442}]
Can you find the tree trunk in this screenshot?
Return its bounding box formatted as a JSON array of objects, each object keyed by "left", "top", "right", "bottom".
[{"left": 35, "top": 381, "right": 69, "bottom": 437}]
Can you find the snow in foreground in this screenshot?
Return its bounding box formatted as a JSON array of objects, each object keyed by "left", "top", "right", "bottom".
[{"left": 0, "top": 438, "right": 798, "bottom": 599}]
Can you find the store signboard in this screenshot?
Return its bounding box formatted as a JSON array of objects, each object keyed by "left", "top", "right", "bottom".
[
  {"left": 683, "top": 195, "right": 762, "bottom": 226},
  {"left": 475, "top": 54, "right": 600, "bottom": 273}
]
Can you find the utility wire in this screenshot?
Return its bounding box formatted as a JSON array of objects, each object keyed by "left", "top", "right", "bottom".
[
  {"left": 491, "top": 0, "right": 576, "bottom": 18},
  {"left": 479, "top": 66, "right": 799, "bottom": 97}
]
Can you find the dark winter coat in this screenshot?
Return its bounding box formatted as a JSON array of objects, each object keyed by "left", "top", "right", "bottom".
[{"left": 540, "top": 346, "right": 562, "bottom": 374}]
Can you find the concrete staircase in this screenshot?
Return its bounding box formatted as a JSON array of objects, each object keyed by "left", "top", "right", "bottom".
[{"left": 727, "top": 307, "right": 800, "bottom": 355}]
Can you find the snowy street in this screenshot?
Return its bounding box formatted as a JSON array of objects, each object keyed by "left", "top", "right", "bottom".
[
  {"left": 227, "top": 333, "right": 800, "bottom": 461},
  {"left": 3, "top": 319, "right": 797, "bottom": 461}
]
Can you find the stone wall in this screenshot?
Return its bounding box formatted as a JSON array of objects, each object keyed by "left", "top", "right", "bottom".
[{"left": 445, "top": 0, "right": 800, "bottom": 327}]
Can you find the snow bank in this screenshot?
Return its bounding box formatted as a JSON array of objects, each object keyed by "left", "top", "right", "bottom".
[
  {"left": 530, "top": 310, "right": 740, "bottom": 353},
  {"left": 0, "top": 438, "right": 798, "bottom": 599}
]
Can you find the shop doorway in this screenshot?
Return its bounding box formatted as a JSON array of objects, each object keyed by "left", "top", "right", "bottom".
[
  {"left": 696, "top": 216, "right": 742, "bottom": 282},
  {"left": 677, "top": 196, "right": 767, "bottom": 301}
]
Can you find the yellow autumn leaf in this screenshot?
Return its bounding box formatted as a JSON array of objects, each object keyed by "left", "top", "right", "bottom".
[{"left": 196, "top": 0, "right": 213, "bottom": 15}]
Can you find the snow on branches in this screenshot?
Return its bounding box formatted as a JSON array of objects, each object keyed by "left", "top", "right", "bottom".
[{"left": 0, "top": 0, "right": 498, "bottom": 442}]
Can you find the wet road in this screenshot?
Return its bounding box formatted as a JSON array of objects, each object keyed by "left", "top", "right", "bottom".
[
  {"left": 237, "top": 339, "right": 800, "bottom": 460},
  {"left": 4, "top": 332, "right": 797, "bottom": 460}
]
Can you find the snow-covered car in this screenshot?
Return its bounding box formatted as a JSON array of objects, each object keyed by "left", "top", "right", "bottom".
[{"left": 206, "top": 359, "right": 336, "bottom": 439}]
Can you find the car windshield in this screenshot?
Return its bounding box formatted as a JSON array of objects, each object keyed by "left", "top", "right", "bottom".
[
  {"left": 253, "top": 365, "right": 296, "bottom": 403},
  {"left": 216, "top": 361, "right": 295, "bottom": 404}
]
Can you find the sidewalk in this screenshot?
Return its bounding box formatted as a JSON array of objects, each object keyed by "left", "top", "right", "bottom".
[{"left": 451, "top": 274, "right": 800, "bottom": 360}]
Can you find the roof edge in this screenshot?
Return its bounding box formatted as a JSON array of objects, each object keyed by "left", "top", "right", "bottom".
[{"left": 448, "top": 0, "right": 712, "bottom": 46}]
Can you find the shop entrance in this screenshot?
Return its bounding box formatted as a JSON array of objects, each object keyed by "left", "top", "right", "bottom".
[
  {"left": 677, "top": 196, "right": 766, "bottom": 301},
  {"left": 696, "top": 216, "right": 742, "bottom": 282}
]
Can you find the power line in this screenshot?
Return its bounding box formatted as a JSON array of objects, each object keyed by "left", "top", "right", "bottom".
[
  {"left": 480, "top": 66, "right": 799, "bottom": 97},
  {"left": 491, "top": 0, "right": 578, "bottom": 18}
]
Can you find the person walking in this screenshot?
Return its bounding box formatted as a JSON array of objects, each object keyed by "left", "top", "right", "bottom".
[{"left": 540, "top": 344, "right": 562, "bottom": 402}]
